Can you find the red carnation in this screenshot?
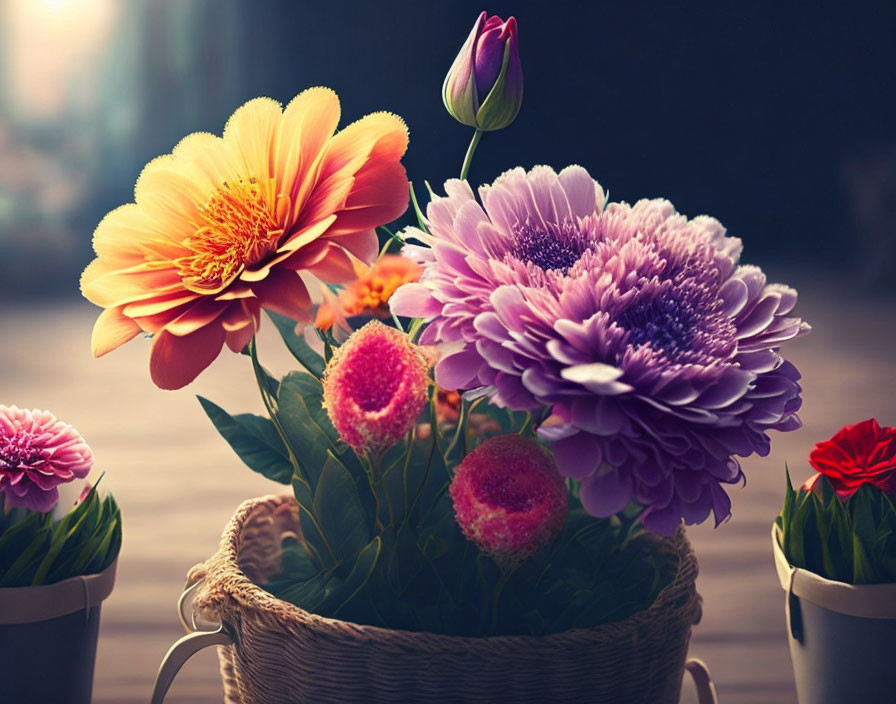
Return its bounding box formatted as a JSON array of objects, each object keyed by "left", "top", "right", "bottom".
[{"left": 807, "top": 419, "right": 896, "bottom": 499}]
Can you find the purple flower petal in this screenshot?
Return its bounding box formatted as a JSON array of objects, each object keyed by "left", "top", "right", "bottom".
[
  {"left": 434, "top": 347, "right": 482, "bottom": 389},
  {"left": 400, "top": 165, "right": 806, "bottom": 533},
  {"left": 580, "top": 466, "right": 633, "bottom": 517}
]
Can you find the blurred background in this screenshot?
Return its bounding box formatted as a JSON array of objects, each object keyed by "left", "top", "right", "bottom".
[
  {"left": 0, "top": 0, "right": 894, "bottom": 297},
  {"left": 1, "top": 1, "right": 895, "bottom": 703}
]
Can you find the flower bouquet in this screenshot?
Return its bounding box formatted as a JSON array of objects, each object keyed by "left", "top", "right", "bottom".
[
  {"left": 0, "top": 406, "right": 121, "bottom": 704},
  {"left": 81, "top": 11, "right": 807, "bottom": 704},
  {"left": 773, "top": 419, "right": 896, "bottom": 703}
]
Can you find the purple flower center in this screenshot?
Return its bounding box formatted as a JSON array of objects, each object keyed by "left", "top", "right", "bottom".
[
  {"left": 619, "top": 296, "right": 698, "bottom": 362},
  {"left": 509, "top": 221, "right": 589, "bottom": 274},
  {"left": 617, "top": 282, "right": 737, "bottom": 365},
  {"left": 0, "top": 433, "right": 43, "bottom": 472}
]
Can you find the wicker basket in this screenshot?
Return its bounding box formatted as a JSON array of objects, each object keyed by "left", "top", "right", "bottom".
[{"left": 152, "top": 494, "right": 715, "bottom": 704}]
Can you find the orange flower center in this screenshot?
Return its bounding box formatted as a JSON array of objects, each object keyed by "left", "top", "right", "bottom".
[
  {"left": 176, "top": 179, "right": 284, "bottom": 293},
  {"left": 354, "top": 274, "right": 404, "bottom": 312}
]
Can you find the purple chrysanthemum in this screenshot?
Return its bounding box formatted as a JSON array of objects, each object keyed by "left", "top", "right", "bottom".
[
  {"left": 0, "top": 406, "right": 94, "bottom": 513},
  {"left": 391, "top": 165, "right": 809, "bottom": 534}
]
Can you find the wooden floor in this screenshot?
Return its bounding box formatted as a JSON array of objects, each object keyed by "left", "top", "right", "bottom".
[{"left": 2, "top": 280, "right": 894, "bottom": 703}]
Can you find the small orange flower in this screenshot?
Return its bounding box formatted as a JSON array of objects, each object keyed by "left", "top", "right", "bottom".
[
  {"left": 315, "top": 255, "right": 422, "bottom": 330},
  {"left": 81, "top": 88, "right": 409, "bottom": 389},
  {"left": 434, "top": 387, "right": 462, "bottom": 424}
]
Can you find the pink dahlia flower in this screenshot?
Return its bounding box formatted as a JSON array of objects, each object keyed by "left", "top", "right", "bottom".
[
  {"left": 322, "top": 321, "right": 430, "bottom": 454},
  {"left": 392, "top": 165, "right": 808, "bottom": 534},
  {"left": 450, "top": 434, "right": 568, "bottom": 563},
  {"left": 0, "top": 406, "right": 94, "bottom": 513}
]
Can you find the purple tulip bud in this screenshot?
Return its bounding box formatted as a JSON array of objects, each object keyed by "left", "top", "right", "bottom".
[{"left": 442, "top": 11, "right": 523, "bottom": 132}]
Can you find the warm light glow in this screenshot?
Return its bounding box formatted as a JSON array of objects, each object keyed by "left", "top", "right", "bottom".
[{"left": 0, "top": 0, "right": 120, "bottom": 118}]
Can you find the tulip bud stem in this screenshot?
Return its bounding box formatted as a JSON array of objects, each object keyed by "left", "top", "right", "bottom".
[{"left": 459, "top": 129, "right": 484, "bottom": 181}]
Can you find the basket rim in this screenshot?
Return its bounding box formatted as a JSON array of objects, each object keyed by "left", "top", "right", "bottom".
[{"left": 191, "top": 493, "right": 700, "bottom": 650}]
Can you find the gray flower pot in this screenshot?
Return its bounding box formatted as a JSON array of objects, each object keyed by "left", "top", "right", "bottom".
[
  {"left": 772, "top": 528, "right": 896, "bottom": 703},
  {"left": 0, "top": 559, "right": 117, "bottom": 704}
]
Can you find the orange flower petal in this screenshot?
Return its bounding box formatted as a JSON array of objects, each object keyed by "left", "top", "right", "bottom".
[
  {"left": 169, "top": 132, "right": 240, "bottom": 188},
  {"left": 149, "top": 326, "right": 227, "bottom": 390},
  {"left": 164, "top": 298, "right": 228, "bottom": 337},
  {"left": 252, "top": 268, "right": 312, "bottom": 321},
  {"left": 132, "top": 302, "right": 195, "bottom": 334},
  {"left": 300, "top": 111, "right": 408, "bottom": 240},
  {"left": 329, "top": 159, "right": 409, "bottom": 236},
  {"left": 92, "top": 204, "right": 188, "bottom": 269},
  {"left": 91, "top": 307, "right": 143, "bottom": 358},
  {"left": 222, "top": 97, "right": 283, "bottom": 181},
  {"left": 121, "top": 291, "right": 201, "bottom": 318},
  {"left": 330, "top": 228, "right": 379, "bottom": 264},
  {"left": 81, "top": 261, "right": 184, "bottom": 309},
  {"left": 223, "top": 301, "right": 261, "bottom": 352},
  {"left": 225, "top": 325, "right": 256, "bottom": 354},
  {"left": 221, "top": 301, "right": 257, "bottom": 332},
  {"left": 249, "top": 214, "right": 338, "bottom": 276},
  {"left": 301, "top": 244, "right": 357, "bottom": 283},
  {"left": 276, "top": 88, "right": 341, "bottom": 219},
  {"left": 215, "top": 284, "right": 258, "bottom": 301}
]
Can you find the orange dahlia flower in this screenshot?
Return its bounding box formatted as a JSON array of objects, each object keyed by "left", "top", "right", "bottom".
[
  {"left": 81, "top": 88, "right": 409, "bottom": 389},
  {"left": 314, "top": 254, "right": 422, "bottom": 331}
]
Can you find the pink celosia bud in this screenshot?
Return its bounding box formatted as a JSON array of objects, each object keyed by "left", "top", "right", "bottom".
[
  {"left": 0, "top": 406, "right": 94, "bottom": 513},
  {"left": 322, "top": 321, "right": 430, "bottom": 455},
  {"left": 450, "top": 435, "right": 568, "bottom": 564}
]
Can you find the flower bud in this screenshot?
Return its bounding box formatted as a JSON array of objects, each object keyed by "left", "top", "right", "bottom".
[
  {"left": 322, "top": 321, "right": 430, "bottom": 455},
  {"left": 442, "top": 12, "right": 523, "bottom": 132},
  {"left": 450, "top": 435, "right": 567, "bottom": 564}
]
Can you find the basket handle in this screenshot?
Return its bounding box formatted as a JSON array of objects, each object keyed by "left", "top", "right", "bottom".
[
  {"left": 150, "top": 625, "right": 232, "bottom": 704},
  {"left": 151, "top": 577, "right": 233, "bottom": 704},
  {"left": 684, "top": 659, "right": 719, "bottom": 704}
]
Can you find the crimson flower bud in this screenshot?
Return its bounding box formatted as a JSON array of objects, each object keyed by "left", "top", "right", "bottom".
[
  {"left": 442, "top": 12, "right": 523, "bottom": 132},
  {"left": 450, "top": 435, "right": 567, "bottom": 565}
]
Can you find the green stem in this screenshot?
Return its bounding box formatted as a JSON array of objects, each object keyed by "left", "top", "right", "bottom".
[
  {"left": 409, "top": 181, "right": 428, "bottom": 232},
  {"left": 247, "top": 338, "right": 337, "bottom": 567},
  {"left": 459, "top": 129, "right": 484, "bottom": 181},
  {"left": 404, "top": 428, "right": 436, "bottom": 529},
  {"left": 401, "top": 429, "right": 415, "bottom": 521},
  {"left": 489, "top": 567, "right": 513, "bottom": 634}
]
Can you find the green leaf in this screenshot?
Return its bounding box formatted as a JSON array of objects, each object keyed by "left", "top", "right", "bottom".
[
  {"left": 197, "top": 396, "right": 293, "bottom": 484},
  {"left": 278, "top": 537, "right": 321, "bottom": 582},
  {"left": 320, "top": 536, "right": 382, "bottom": 617},
  {"left": 0, "top": 511, "right": 46, "bottom": 574},
  {"left": 787, "top": 489, "right": 817, "bottom": 570},
  {"left": 267, "top": 310, "right": 326, "bottom": 378},
  {"left": 277, "top": 372, "right": 343, "bottom": 490},
  {"left": 779, "top": 467, "right": 796, "bottom": 557},
  {"left": 312, "top": 452, "right": 371, "bottom": 566},
  {"left": 31, "top": 497, "right": 97, "bottom": 585},
  {"left": 267, "top": 571, "right": 341, "bottom": 611},
  {"left": 852, "top": 533, "right": 878, "bottom": 584},
  {"left": 0, "top": 529, "right": 50, "bottom": 586}
]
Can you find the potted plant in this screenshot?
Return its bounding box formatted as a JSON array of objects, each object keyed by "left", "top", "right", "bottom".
[
  {"left": 774, "top": 418, "right": 896, "bottom": 704},
  {"left": 80, "top": 11, "right": 808, "bottom": 704},
  {"left": 0, "top": 405, "right": 122, "bottom": 704}
]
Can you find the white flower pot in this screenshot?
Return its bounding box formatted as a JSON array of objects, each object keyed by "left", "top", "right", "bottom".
[{"left": 772, "top": 527, "right": 896, "bottom": 703}]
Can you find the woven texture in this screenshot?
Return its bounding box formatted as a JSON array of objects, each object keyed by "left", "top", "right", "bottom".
[{"left": 188, "top": 495, "right": 702, "bottom": 704}]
